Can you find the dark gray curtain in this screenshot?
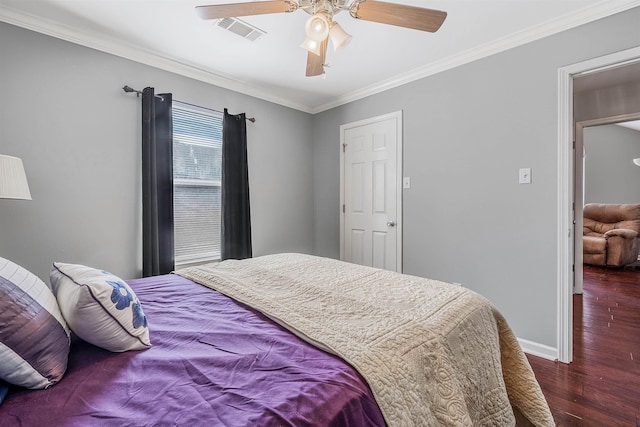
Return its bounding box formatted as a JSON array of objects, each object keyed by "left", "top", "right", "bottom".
[
  {"left": 142, "top": 87, "right": 174, "bottom": 276},
  {"left": 221, "top": 108, "right": 252, "bottom": 260}
]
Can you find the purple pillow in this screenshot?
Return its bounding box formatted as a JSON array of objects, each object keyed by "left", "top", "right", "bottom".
[{"left": 0, "top": 257, "right": 70, "bottom": 389}]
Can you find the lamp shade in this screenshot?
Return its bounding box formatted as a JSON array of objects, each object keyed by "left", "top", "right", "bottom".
[
  {"left": 304, "top": 14, "right": 330, "bottom": 42},
  {"left": 0, "top": 155, "right": 32, "bottom": 200},
  {"left": 329, "top": 22, "right": 352, "bottom": 52},
  {"left": 634, "top": 158, "right": 640, "bottom": 166},
  {"left": 300, "top": 37, "right": 322, "bottom": 56}
]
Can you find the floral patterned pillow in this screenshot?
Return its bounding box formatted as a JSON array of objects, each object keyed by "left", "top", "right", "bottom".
[{"left": 50, "top": 263, "right": 150, "bottom": 352}]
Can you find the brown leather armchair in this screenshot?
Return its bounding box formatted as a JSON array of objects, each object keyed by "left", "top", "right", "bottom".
[{"left": 583, "top": 203, "right": 640, "bottom": 267}]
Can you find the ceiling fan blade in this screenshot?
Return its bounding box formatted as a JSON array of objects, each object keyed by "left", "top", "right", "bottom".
[
  {"left": 306, "top": 38, "right": 328, "bottom": 77},
  {"left": 196, "top": 1, "right": 296, "bottom": 20},
  {"left": 351, "top": 1, "right": 447, "bottom": 33}
]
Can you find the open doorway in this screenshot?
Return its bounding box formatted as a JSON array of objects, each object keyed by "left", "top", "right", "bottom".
[
  {"left": 574, "top": 115, "right": 640, "bottom": 294},
  {"left": 557, "top": 48, "right": 640, "bottom": 363}
]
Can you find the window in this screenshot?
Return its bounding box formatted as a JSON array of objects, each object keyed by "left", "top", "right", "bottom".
[{"left": 172, "top": 102, "right": 223, "bottom": 266}]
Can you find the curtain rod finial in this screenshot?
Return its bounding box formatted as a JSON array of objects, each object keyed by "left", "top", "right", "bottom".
[{"left": 123, "top": 85, "right": 142, "bottom": 97}]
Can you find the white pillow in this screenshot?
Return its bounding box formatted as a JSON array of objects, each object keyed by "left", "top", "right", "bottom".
[
  {"left": 50, "top": 263, "right": 151, "bottom": 352},
  {"left": 0, "top": 257, "right": 70, "bottom": 389}
]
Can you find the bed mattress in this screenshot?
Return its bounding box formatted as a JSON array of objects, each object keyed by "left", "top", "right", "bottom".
[
  {"left": 178, "top": 253, "right": 555, "bottom": 427},
  {"left": 0, "top": 273, "right": 385, "bottom": 426}
]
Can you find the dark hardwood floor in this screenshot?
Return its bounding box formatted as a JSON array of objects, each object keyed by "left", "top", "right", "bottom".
[{"left": 527, "top": 264, "right": 640, "bottom": 426}]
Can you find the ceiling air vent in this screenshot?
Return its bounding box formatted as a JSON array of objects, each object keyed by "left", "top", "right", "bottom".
[{"left": 216, "top": 18, "right": 266, "bottom": 42}]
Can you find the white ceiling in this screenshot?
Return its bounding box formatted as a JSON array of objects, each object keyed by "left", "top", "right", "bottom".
[
  {"left": 618, "top": 121, "right": 640, "bottom": 131},
  {"left": 1, "top": 0, "right": 639, "bottom": 113}
]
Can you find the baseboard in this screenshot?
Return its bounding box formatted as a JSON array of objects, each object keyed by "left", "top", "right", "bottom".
[{"left": 518, "top": 338, "right": 558, "bottom": 361}]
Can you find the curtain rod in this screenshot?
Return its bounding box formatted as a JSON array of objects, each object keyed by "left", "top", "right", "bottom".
[
  {"left": 122, "top": 85, "right": 256, "bottom": 123},
  {"left": 122, "top": 85, "right": 163, "bottom": 99}
]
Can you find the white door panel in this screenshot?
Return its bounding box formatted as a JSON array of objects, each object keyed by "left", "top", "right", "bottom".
[{"left": 340, "top": 112, "right": 402, "bottom": 272}]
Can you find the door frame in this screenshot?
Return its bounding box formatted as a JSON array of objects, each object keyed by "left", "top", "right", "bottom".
[
  {"left": 557, "top": 46, "right": 640, "bottom": 363},
  {"left": 574, "top": 112, "right": 640, "bottom": 295},
  {"left": 339, "top": 110, "right": 404, "bottom": 272}
]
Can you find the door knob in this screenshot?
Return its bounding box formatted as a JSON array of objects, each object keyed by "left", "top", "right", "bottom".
[{"left": 387, "top": 221, "right": 396, "bottom": 227}]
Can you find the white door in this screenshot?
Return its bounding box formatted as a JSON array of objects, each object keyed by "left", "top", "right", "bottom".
[
  {"left": 340, "top": 111, "right": 402, "bottom": 272},
  {"left": 574, "top": 124, "right": 585, "bottom": 295}
]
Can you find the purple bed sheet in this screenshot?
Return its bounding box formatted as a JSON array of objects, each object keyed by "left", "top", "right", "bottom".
[{"left": 0, "top": 274, "right": 385, "bottom": 426}]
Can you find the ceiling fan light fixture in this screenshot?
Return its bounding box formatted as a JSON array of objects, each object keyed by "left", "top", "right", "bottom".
[
  {"left": 304, "top": 13, "right": 331, "bottom": 42},
  {"left": 195, "top": 0, "right": 449, "bottom": 77},
  {"left": 329, "top": 21, "right": 352, "bottom": 52},
  {"left": 300, "top": 37, "right": 322, "bottom": 56},
  {"left": 633, "top": 158, "right": 640, "bottom": 166}
]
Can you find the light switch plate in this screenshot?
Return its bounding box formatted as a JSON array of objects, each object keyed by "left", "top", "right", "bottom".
[
  {"left": 519, "top": 168, "right": 531, "bottom": 184},
  {"left": 403, "top": 177, "right": 411, "bottom": 189}
]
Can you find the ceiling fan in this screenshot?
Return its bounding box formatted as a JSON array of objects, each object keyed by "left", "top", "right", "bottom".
[{"left": 195, "top": 0, "right": 447, "bottom": 77}]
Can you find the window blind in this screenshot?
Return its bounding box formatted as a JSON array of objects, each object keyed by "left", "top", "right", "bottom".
[{"left": 172, "top": 101, "right": 223, "bottom": 265}]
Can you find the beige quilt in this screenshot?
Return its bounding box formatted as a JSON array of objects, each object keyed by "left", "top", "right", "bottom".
[{"left": 177, "top": 253, "right": 554, "bottom": 427}]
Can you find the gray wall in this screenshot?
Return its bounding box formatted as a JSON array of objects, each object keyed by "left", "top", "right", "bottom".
[
  {"left": 313, "top": 8, "right": 640, "bottom": 348},
  {"left": 584, "top": 124, "right": 640, "bottom": 204},
  {"left": 2, "top": 6, "right": 639, "bottom": 350},
  {"left": 0, "top": 22, "right": 315, "bottom": 282}
]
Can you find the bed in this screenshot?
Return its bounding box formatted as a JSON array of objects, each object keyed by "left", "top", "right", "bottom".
[{"left": 0, "top": 253, "right": 554, "bottom": 426}]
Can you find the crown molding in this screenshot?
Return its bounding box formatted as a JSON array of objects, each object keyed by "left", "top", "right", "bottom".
[
  {"left": 2, "top": 0, "right": 639, "bottom": 115},
  {"left": 0, "top": 5, "right": 314, "bottom": 114},
  {"left": 310, "top": 0, "right": 640, "bottom": 114}
]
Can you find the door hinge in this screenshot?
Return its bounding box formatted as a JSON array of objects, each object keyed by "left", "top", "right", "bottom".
[
  {"left": 342, "top": 204, "right": 345, "bottom": 213},
  {"left": 573, "top": 140, "right": 576, "bottom": 149},
  {"left": 342, "top": 143, "right": 346, "bottom": 153}
]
